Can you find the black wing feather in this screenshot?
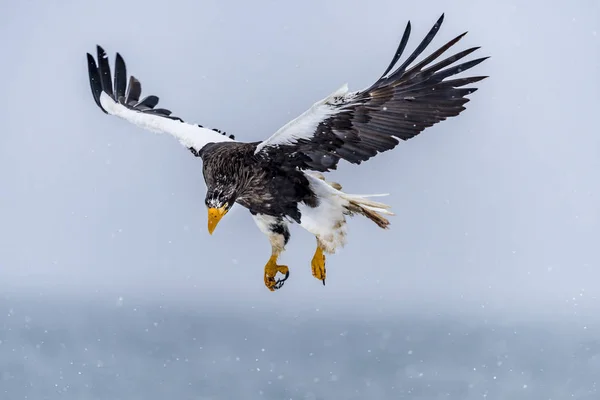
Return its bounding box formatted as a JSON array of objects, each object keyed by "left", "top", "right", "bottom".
[
  {"left": 86, "top": 53, "right": 106, "bottom": 114},
  {"left": 135, "top": 95, "right": 159, "bottom": 110},
  {"left": 96, "top": 46, "right": 114, "bottom": 99},
  {"left": 260, "top": 14, "right": 489, "bottom": 172},
  {"left": 114, "top": 53, "right": 127, "bottom": 100},
  {"left": 125, "top": 76, "right": 141, "bottom": 105},
  {"left": 385, "top": 14, "right": 445, "bottom": 82},
  {"left": 378, "top": 21, "right": 411, "bottom": 80}
]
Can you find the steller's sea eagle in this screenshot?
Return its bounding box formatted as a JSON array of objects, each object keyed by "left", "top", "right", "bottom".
[{"left": 86, "top": 14, "right": 488, "bottom": 291}]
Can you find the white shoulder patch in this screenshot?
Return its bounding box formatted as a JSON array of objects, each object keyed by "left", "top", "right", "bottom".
[
  {"left": 254, "top": 84, "right": 351, "bottom": 154},
  {"left": 99, "top": 92, "right": 233, "bottom": 152}
]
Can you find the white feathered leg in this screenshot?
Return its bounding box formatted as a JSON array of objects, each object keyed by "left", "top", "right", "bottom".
[
  {"left": 298, "top": 172, "right": 395, "bottom": 285},
  {"left": 251, "top": 213, "right": 291, "bottom": 291}
]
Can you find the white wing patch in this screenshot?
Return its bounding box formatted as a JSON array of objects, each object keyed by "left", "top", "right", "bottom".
[
  {"left": 254, "top": 84, "right": 353, "bottom": 154},
  {"left": 99, "top": 92, "right": 233, "bottom": 152}
]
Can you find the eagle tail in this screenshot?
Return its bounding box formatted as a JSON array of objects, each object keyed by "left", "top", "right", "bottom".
[
  {"left": 342, "top": 193, "right": 395, "bottom": 230},
  {"left": 306, "top": 171, "right": 394, "bottom": 229}
]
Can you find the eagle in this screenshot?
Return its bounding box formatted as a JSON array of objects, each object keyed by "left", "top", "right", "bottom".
[{"left": 86, "top": 14, "right": 488, "bottom": 291}]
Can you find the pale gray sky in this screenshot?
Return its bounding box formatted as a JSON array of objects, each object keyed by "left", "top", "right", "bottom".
[
  {"left": 1, "top": 0, "right": 599, "bottom": 315},
  {"left": 0, "top": 1, "right": 599, "bottom": 397},
  {"left": 1, "top": 0, "right": 599, "bottom": 313}
]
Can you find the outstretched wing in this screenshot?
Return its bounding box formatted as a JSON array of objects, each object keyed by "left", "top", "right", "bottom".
[
  {"left": 86, "top": 46, "right": 235, "bottom": 156},
  {"left": 255, "top": 14, "right": 488, "bottom": 172}
]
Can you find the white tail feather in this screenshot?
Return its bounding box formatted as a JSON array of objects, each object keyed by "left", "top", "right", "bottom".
[
  {"left": 341, "top": 194, "right": 395, "bottom": 215},
  {"left": 302, "top": 171, "right": 395, "bottom": 233},
  {"left": 339, "top": 192, "right": 395, "bottom": 229}
]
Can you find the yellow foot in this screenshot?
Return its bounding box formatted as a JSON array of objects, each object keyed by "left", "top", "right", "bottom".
[
  {"left": 264, "top": 256, "right": 290, "bottom": 292},
  {"left": 311, "top": 246, "right": 326, "bottom": 286}
]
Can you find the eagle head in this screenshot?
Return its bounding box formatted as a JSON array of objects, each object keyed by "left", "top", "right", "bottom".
[{"left": 205, "top": 186, "right": 237, "bottom": 235}]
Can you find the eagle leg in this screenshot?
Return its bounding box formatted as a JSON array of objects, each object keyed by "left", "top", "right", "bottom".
[
  {"left": 311, "top": 239, "right": 326, "bottom": 286},
  {"left": 251, "top": 213, "right": 292, "bottom": 291},
  {"left": 264, "top": 253, "right": 289, "bottom": 291}
]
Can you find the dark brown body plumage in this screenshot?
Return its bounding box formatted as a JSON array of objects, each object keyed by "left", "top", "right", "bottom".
[{"left": 199, "top": 142, "right": 317, "bottom": 223}]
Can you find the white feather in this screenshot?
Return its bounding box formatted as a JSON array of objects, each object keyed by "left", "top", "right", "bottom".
[
  {"left": 254, "top": 84, "right": 351, "bottom": 154},
  {"left": 99, "top": 92, "right": 233, "bottom": 152},
  {"left": 298, "top": 172, "right": 394, "bottom": 254},
  {"left": 251, "top": 213, "right": 288, "bottom": 253},
  {"left": 303, "top": 171, "right": 394, "bottom": 215},
  {"left": 298, "top": 188, "right": 348, "bottom": 253}
]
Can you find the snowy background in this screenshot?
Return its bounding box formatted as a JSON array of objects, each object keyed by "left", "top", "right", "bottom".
[{"left": 1, "top": 0, "right": 599, "bottom": 399}]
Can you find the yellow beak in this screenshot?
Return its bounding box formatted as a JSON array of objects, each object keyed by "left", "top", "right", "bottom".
[{"left": 207, "top": 207, "right": 228, "bottom": 235}]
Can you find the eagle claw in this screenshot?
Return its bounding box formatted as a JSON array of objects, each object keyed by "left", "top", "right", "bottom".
[
  {"left": 311, "top": 246, "right": 326, "bottom": 286},
  {"left": 264, "top": 259, "right": 290, "bottom": 291},
  {"left": 272, "top": 270, "right": 290, "bottom": 290}
]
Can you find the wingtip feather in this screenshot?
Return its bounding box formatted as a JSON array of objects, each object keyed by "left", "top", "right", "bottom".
[{"left": 86, "top": 51, "right": 107, "bottom": 114}]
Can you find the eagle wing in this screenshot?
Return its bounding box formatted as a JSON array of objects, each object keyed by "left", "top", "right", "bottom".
[
  {"left": 86, "top": 46, "right": 234, "bottom": 155},
  {"left": 254, "top": 14, "right": 489, "bottom": 172}
]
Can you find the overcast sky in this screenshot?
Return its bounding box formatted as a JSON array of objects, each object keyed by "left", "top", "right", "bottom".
[
  {"left": 1, "top": 1, "right": 599, "bottom": 399},
  {"left": 1, "top": 0, "right": 599, "bottom": 321}
]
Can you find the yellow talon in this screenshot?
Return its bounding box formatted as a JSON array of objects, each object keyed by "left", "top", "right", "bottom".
[
  {"left": 311, "top": 245, "right": 326, "bottom": 285},
  {"left": 264, "top": 255, "right": 290, "bottom": 291}
]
